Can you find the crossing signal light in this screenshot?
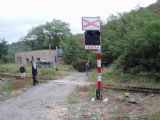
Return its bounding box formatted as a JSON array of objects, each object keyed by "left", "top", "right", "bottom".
[{"left": 85, "top": 30, "right": 100, "bottom": 45}]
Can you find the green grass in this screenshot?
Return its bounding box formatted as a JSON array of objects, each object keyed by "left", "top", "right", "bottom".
[
  {"left": 39, "top": 68, "right": 56, "bottom": 76},
  {"left": 0, "top": 80, "right": 13, "bottom": 95},
  {"left": 0, "top": 64, "right": 74, "bottom": 79},
  {"left": 0, "top": 63, "right": 32, "bottom": 76},
  {"left": 88, "top": 67, "right": 160, "bottom": 89},
  {"left": 0, "top": 63, "right": 75, "bottom": 82},
  {"left": 0, "top": 64, "right": 20, "bottom": 74}
]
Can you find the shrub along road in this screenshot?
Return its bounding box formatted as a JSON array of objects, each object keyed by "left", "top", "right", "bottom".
[{"left": 0, "top": 72, "right": 87, "bottom": 120}]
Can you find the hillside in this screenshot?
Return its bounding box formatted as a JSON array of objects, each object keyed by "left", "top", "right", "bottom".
[
  {"left": 8, "top": 41, "right": 30, "bottom": 53},
  {"left": 147, "top": 1, "right": 160, "bottom": 14}
]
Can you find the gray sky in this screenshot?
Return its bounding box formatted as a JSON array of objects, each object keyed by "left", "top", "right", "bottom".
[{"left": 0, "top": 0, "right": 156, "bottom": 44}]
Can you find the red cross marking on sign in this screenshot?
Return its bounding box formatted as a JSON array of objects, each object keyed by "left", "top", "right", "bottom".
[{"left": 83, "top": 19, "right": 100, "bottom": 29}]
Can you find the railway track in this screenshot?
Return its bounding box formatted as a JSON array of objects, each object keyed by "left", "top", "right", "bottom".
[
  {"left": 102, "top": 85, "right": 160, "bottom": 94},
  {"left": 1, "top": 73, "right": 160, "bottom": 94},
  {"left": 0, "top": 73, "right": 53, "bottom": 81},
  {"left": 0, "top": 73, "right": 31, "bottom": 79}
]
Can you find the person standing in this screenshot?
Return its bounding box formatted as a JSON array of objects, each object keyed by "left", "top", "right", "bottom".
[
  {"left": 32, "top": 60, "right": 39, "bottom": 85},
  {"left": 19, "top": 64, "right": 25, "bottom": 79},
  {"left": 85, "top": 60, "right": 90, "bottom": 76}
]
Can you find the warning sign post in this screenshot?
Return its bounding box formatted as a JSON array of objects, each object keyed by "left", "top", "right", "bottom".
[
  {"left": 82, "top": 17, "right": 101, "bottom": 50},
  {"left": 82, "top": 17, "right": 103, "bottom": 100},
  {"left": 82, "top": 17, "right": 100, "bottom": 30}
]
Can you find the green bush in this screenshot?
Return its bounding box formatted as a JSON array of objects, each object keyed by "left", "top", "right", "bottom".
[
  {"left": 73, "top": 59, "right": 86, "bottom": 72},
  {"left": 39, "top": 68, "right": 56, "bottom": 76},
  {"left": 101, "top": 8, "right": 160, "bottom": 79}
]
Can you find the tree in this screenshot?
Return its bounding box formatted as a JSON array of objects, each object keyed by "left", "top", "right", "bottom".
[
  {"left": 23, "top": 19, "right": 71, "bottom": 50},
  {"left": 23, "top": 26, "right": 47, "bottom": 50},
  {"left": 60, "top": 34, "right": 97, "bottom": 71},
  {"left": 43, "top": 19, "right": 71, "bottom": 49},
  {"left": 0, "top": 39, "right": 8, "bottom": 61}
]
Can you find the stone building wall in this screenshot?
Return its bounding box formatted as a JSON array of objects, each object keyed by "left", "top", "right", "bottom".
[{"left": 15, "top": 50, "right": 56, "bottom": 65}]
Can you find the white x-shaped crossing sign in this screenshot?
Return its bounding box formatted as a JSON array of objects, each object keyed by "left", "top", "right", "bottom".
[{"left": 82, "top": 17, "right": 100, "bottom": 30}]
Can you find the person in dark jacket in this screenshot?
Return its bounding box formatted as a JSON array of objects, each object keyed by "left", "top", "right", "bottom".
[
  {"left": 85, "top": 60, "right": 90, "bottom": 76},
  {"left": 32, "top": 61, "right": 39, "bottom": 85},
  {"left": 19, "top": 64, "right": 25, "bottom": 79}
]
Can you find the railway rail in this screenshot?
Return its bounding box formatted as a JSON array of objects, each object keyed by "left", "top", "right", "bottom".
[
  {"left": 102, "top": 85, "right": 160, "bottom": 94},
  {"left": 0, "top": 73, "right": 52, "bottom": 81},
  {"left": 0, "top": 73, "right": 31, "bottom": 79}
]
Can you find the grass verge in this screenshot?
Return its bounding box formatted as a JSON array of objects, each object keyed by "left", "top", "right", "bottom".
[{"left": 87, "top": 67, "right": 160, "bottom": 89}]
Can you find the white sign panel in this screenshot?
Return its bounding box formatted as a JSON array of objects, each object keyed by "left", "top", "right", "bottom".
[
  {"left": 85, "top": 45, "right": 101, "bottom": 50},
  {"left": 82, "top": 17, "right": 100, "bottom": 30}
]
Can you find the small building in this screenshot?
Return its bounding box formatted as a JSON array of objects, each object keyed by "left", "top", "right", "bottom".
[{"left": 15, "top": 49, "right": 62, "bottom": 65}]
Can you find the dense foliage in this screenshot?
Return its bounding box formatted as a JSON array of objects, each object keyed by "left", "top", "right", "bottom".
[
  {"left": 0, "top": 39, "right": 9, "bottom": 63},
  {"left": 23, "top": 19, "right": 71, "bottom": 50},
  {"left": 101, "top": 8, "right": 160, "bottom": 79},
  {"left": 60, "top": 34, "right": 97, "bottom": 71}
]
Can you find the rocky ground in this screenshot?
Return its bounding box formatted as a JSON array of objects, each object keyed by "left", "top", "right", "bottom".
[{"left": 65, "top": 86, "right": 160, "bottom": 120}]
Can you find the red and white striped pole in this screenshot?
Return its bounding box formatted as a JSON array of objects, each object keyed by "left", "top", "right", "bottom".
[
  {"left": 96, "top": 51, "right": 102, "bottom": 99},
  {"left": 97, "top": 52, "right": 102, "bottom": 89}
]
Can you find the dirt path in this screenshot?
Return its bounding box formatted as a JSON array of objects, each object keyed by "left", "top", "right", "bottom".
[{"left": 0, "top": 72, "right": 87, "bottom": 120}]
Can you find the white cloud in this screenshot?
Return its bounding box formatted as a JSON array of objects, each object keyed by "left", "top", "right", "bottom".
[{"left": 0, "top": 0, "right": 157, "bottom": 43}]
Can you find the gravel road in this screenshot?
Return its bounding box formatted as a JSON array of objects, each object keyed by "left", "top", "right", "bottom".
[{"left": 0, "top": 72, "right": 87, "bottom": 120}]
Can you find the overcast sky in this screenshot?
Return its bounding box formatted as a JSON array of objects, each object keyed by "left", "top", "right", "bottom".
[{"left": 0, "top": 0, "right": 157, "bottom": 44}]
